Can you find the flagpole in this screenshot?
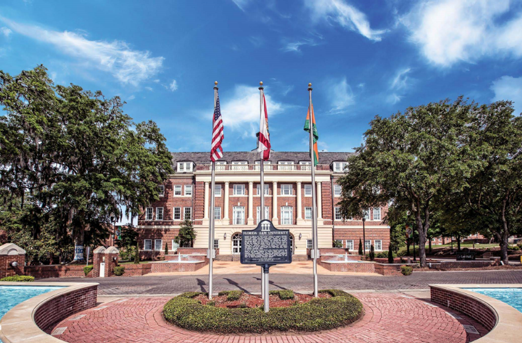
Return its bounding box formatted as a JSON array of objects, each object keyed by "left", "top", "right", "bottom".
[
  {"left": 208, "top": 81, "right": 218, "bottom": 300},
  {"left": 309, "top": 83, "right": 319, "bottom": 298},
  {"left": 259, "top": 81, "right": 266, "bottom": 301}
]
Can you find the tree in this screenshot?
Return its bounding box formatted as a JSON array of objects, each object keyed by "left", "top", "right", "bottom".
[
  {"left": 338, "top": 98, "right": 482, "bottom": 267},
  {"left": 165, "top": 242, "right": 169, "bottom": 255},
  {"left": 369, "top": 244, "right": 375, "bottom": 261},
  {"left": 175, "top": 220, "right": 196, "bottom": 247},
  {"left": 358, "top": 238, "right": 363, "bottom": 255},
  {"left": 0, "top": 66, "right": 173, "bottom": 261}
]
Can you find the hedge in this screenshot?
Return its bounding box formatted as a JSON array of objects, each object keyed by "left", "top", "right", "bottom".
[
  {"left": 401, "top": 265, "right": 413, "bottom": 276},
  {"left": 269, "top": 290, "right": 294, "bottom": 300},
  {"left": 163, "top": 289, "right": 363, "bottom": 334},
  {"left": 84, "top": 265, "right": 94, "bottom": 276},
  {"left": 218, "top": 290, "right": 243, "bottom": 301},
  {"left": 113, "top": 266, "right": 125, "bottom": 276},
  {"left": 1, "top": 275, "right": 35, "bottom": 282}
]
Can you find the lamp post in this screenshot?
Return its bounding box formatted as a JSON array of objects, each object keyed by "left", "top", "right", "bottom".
[{"left": 362, "top": 217, "right": 366, "bottom": 257}]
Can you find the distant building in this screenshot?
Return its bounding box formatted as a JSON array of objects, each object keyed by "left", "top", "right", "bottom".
[{"left": 136, "top": 151, "right": 391, "bottom": 260}]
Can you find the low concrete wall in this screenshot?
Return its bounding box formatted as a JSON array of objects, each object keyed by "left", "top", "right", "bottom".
[
  {"left": 0, "top": 281, "right": 98, "bottom": 343},
  {"left": 430, "top": 284, "right": 522, "bottom": 343}
]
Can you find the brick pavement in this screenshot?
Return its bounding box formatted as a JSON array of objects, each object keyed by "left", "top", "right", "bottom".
[
  {"left": 52, "top": 293, "right": 487, "bottom": 343},
  {"left": 43, "top": 270, "right": 522, "bottom": 295}
]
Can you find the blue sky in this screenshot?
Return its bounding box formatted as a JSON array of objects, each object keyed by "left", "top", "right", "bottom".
[{"left": 1, "top": 0, "right": 522, "bottom": 155}]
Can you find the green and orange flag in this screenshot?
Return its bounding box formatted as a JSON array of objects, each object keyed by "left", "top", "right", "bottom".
[{"left": 304, "top": 103, "right": 319, "bottom": 166}]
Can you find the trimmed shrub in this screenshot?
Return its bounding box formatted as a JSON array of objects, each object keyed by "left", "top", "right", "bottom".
[
  {"left": 164, "top": 290, "right": 363, "bottom": 334},
  {"left": 400, "top": 265, "right": 413, "bottom": 276},
  {"left": 113, "top": 266, "right": 125, "bottom": 276},
  {"left": 376, "top": 250, "right": 397, "bottom": 259},
  {"left": 369, "top": 244, "right": 375, "bottom": 261},
  {"left": 218, "top": 290, "right": 243, "bottom": 301},
  {"left": 358, "top": 238, "right": 363, "bottom": 255},
  {"left": 84, "top": 265, "right": 94, "bottom": 276},
  {"left": 1, "top": 275, "right": 35, "bottom": 282},
  {"left": 269, "top": 290, "right": 294, "bottom": 300}
]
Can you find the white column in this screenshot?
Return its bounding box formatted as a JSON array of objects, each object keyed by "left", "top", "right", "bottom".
[
  {"left": 272, "top": 181, "right": 278, "bottom": 223},
  {"left": 296, "top": 181, "right": 302, "bottom": 219},
  {"left": 204, "top": 182, "right": 209, "bottom": 219},
  {"left": 316, "top": 181, "right": 322, "bottom": 219},
  {"left": 248, "top": 181, "right": 254, "bottom": 225},
  {"left": 224, "top": 181, "right": 230, "bottom": 224}
]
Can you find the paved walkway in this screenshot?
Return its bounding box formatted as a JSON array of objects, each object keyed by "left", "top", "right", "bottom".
[
  {"left": 44, "top": 270, "right": 522, "bottom": 295},
  {"left": 52, "top": 292, "right": 487, "bottom": 343}
]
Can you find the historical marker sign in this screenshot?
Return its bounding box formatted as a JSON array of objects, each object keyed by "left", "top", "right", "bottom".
[{"left": 240, "top": 219, "right": 292, "bottom": 265}]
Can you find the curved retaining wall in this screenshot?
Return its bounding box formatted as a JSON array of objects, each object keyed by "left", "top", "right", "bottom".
[{"left": 0, "top": 281, "right": 98, "bottom": 343}]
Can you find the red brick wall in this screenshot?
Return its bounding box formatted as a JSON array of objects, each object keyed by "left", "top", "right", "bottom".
[
  {"left": 333, "top": 228, "right": 390, "bottom": 251},
  {"left": 136, "top": 228, "right": 181, "bottom": 259},
  {"left": 374, "top": 264, "right": 405, "bottom": 276},
  {"left": 120, "top": 263, "right": 152, "bottom": 276},
  {"left": 0, "top": 254, "right": 25, "bottom": 278},
  {"left": 318, "top": 260, "right": 375, "bottom": 273},
  {"left": 430, "top": 286, "right": 497, "bottom": 331},
  {"left": 25, "top": 265, "right": 89, "bottom": 279},
  {"left": 34, "top": 285, "right": 97, "bottom": 334},
  {"left": 150, "top": 259, "right": 208, "bottom": 273}
]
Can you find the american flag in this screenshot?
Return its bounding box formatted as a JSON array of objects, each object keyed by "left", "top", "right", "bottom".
[{"left": 210, "top": 95, "right": 224, "bottom": 162}]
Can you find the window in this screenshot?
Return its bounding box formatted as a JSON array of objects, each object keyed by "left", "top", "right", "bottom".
[
  {"left": 365, "top": 240, "right": 371, "bottom": 251},
  {"left": 185, "top": 185, "right": 193, "bottom": 196},
  {"left": 177, "top": 162, "right": 193, "bottom": 172},
  {"left": 184, "top": 207, "right": 192, "bottom": 220},
  {"left": 156, "top": 207, "right": 164, "bottom": 220},
  {"left": 158, "top": 185, "right": 165, "bottom": 196},
  {"left": 290, "top": 235, "right": 294, "bottom": 255},
  {"left": 232, "top": 233, "right": 242, "bottom": 254},
  {"left": 281, "top": 184, "right": 293, "bottom": 195},
  {"left": 233, "top": 184, "right": 245, "bottom": 195},
  {"left": 305, "top": 207, "right": 312, "bottom": 220},
  {"left": 145, "top": 207, "right": 153, "bottom": 221},
  {"left": 173, "top": 207, "right": 181, "bottom": 220},
  {"left": 154, "top": 239, "right": 162, "bottom": 251},
  {"left": 375, "top": 240, "right": 382, "bottom": 251},
  {"left": 214, "top": 207, "right": 221, "bottom": 220},
  {"left": 231, "top": 161, "right": 248, "bottom": 170},
  {"left": 144, "top": 239, "right": 152, "bottom": 251},
  {"left": 214, "top": 239, "right": 219, "bottom": 249},
  {"left": 256, "top": 184, "right": 269, "bottom": 195},
  {"left": 307, "top": 239, "right": 313, "bottom": 249},
  {"left": 373, "top": 207, "right": 381, "bottom": 221},
  {"left": 214, "top": 184, "right": 221, "bottom": 196},
  {"left": 255, "top": 161, "right": 272, "bottom": 170},
  {"left": 216, "top": 161, "right": 227, "bottom": 170},
  {"left": 174, "top": 185, "right": 182, "bottom": 196},
  {"left": 333, "top": 162, "right": 348, "bottom": 173},
  {"left": 256, "top": 206, "right": 270, "bottom": 224},
  {"left": 334, "top": 185, "right": 342, "bottom": 197},
  {"left": 304, "top": 184, "right": 312, "bottom": 196},
  {"left": 281, "top": 206, "right": 293, "bottom": 225},
  {"left": 171, "top": 240, "right": 179, "bottom": 252},
  {"left": 363, "top": 209, "right": 370, "bottom": 220},
  {"left": 278, "top": 161, "right": 295, "bottom": 170},
  {"left": 334, "top": 207, "right": 343, "bottom": 220},
  {"left": 233, "top": 206, "right": 245, "bottom": 225},
  {"left": 346, "top": 240, "right": 354, "bottom": 250},
  {"left": 299, "top": 161, "right": 311, "bottom": 171}
]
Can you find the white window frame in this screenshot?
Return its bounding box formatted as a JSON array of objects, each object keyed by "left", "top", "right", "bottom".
[
  {"left": 256, "top": 184, "right": 269, "bottom": 195},
  {"left": 154, "top": 239, "right": 163, "bottom": 251},
  {"left": 334, "top": 185, "right": 342, "bottom": 197},
  {"left": 334, "top": 207, "right": 342, "bottom": 220},
  {"left": 281, "top": 184, "right": 293, "bottom": 196},
  {"left": 233, "top": 184, "right": 245, "bottom": 195},
  {"left": 305, "top": 207, "right": 312, "bottom": 220},
  {"left": 281, "top": 206, "right": 293, "bottom": 225},
  {"left": 214, "top": 207, "right": 221, "bottom": 220},
  {"left": 184, "top": 185, "right": 193, "bottom": 196},
  {"left": 232, "top": 233, "right": 242, "bottom": 254},
  {"left": 173, "top": 207, "right": 181, "bottom": 220},
  {"left": 333, "top": 162, "right": 348, "bottom": 173},
  {"left": 158, "top": 185, "right": 165, "bottom": 197},
  {"left": 365, "top": 240, "right": 371, "bottom": 251},
  {"left": 144, "top": 239, "right": 152, "bottom": 251},
  {"left": 373, "top": 207, "right": 381, "bottom": 221},
  {"left": 215, "top": 161, "right": 227, "bottom": 170},
  {"left": 304, "top": 184, "right": 312, "bottom": 197},
  {"left": 214, "top": 239, "right": 219, "bottom": 249},
  {"left": 156, "top": 207, "right": 164, "bottom": 221},
  {"left": 278, "top": 161, "right": 295, "bottom": 170},
  {"left": 231, "top": 161, "right": 248, "bottom": 170},
  {"left": 214, "top": 184, "right": 221, "bottom": 196},
  {"left": 255, "top": 160, "right": 272, "bottom": 171},
  {"left": 145, "top": 207, "right": 153, "bottom": 221},
  {"left": 184, "top": 207, "right": 192, "bottom": 220},
  {"left": 174, "top": 185, "right": 182, "bottom": 196},
  {"left": 256, "top": 206, "right": 270, "bottom": 224},
  {"left": 177, "top": 162, "right": 193, "bottom": 172},
  {"left": 299, "top": 161, "right": 311, "bottom": 171},
  {"left": 375, "top": 240, "right": 383, "bottom": 251},
  {"left": 233, "top": 206, "right": 245, "bottom": 225},
  {"left": 363, "top": 209, "right": 370, "bottom": 220},
  {"left": 171, "top": 240, "right": 179, "bottom": 252},
  {"left": 306, "top": 239, "right": 313, "bottom": 249},
  {"left": 346, "top": 240, "right": 354, "bottom": 250}
]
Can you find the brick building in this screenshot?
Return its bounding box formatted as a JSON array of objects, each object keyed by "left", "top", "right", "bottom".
[{"left": 137, "top": 151, "right": 390, "bottom": 260}]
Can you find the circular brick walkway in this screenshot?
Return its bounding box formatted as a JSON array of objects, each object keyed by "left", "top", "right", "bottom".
[{"left": 52, "top": 293, "right": 487, "bottom": 343}]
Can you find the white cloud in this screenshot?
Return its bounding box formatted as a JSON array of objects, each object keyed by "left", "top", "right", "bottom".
[
  {"left": 304, "top": 0, "right": 386, "bottom": 41},
  {"left": 491, "top": 76, "right": 522, "bottom": 116},
  {"left": 325, "top": 77, "right": 354, "bottom": 114},
  {"left": 402, "top": 0, "right": 522, "bottom": 67},
  {"left": 231, "top": 0, "right": 252, "bottom": 12},
  {"left": 0, "top": 17, "right": 163, "bottom": 86},
  {"left": 145, "top": 86, "right": 153, "bottom": 91},
  {"left": 281, "top": 39, "right": 319, "bottom": 53},
  {"left": 249, "top": 35, "right": 264, "bottom": 47},
  {"left": 169, "top": 79, "right": 178, "bottom": 92},
  {"left": 387, "top": 67, "right": 411, "bottom": 104},
  {"left": 127, "top": 95, "right": 135, "bottom": 101},
  {"left": 1, "top": 27, "right": 11, "bottom": 37},
  {"left": 221, "top": 85, "right": 285, "bottom": 128}
]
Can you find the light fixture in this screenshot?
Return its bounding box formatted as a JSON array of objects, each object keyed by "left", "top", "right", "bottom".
[
  {"left": 299, "top": 233, "right": 302, "bottom": 240},
  {"left": 224, "top": 233, "right": 227, "bottom": 240}
]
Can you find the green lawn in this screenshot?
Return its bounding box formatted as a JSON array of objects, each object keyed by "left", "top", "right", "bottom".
[{"left": 427, "top": 243, "right": 499, "bottom": 249}]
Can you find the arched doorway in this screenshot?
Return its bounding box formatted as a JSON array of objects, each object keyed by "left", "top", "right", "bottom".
[{"left": 232, "top": 233, "right": 242, "bottom": 254}]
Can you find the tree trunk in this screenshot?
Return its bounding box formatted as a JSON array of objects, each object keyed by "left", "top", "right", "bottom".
[
  {"left": 407, "top": 240, "right": 410, "bottom": 255},
  {"left": 416, "top": 209, "right": 428, "bottom": 267},
  {"left": 457, "top": 235, "right": 461, "bottom": 251},
  {"left": 429, "top": 239, "right": 432, "bottom": 254}
]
